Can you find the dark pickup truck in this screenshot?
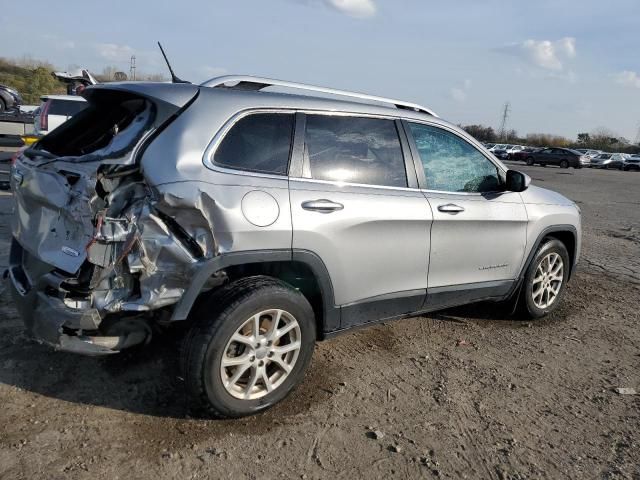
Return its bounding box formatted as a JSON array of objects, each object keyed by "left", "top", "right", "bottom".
[{"left": 524, "top": 148, "right": 589, "bottom": 169}]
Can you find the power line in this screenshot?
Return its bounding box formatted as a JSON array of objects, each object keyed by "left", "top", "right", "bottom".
[
  {"left": 499, "top": 101, "right": 510, "bottom": 140},
  {"left": 130, "top": 55, "right": 136, "bottom": 81}
]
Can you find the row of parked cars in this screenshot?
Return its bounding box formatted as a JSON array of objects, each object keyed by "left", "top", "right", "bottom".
[{"left": 484, "top": 144, "right": 640, "bottom": 171}]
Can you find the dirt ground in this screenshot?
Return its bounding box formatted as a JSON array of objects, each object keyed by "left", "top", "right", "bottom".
[{"left": 0, "top": 162, "right": 638, "bottom": 480}]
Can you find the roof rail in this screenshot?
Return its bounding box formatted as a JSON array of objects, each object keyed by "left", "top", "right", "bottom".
[{"left": 200, "top": 75, "right": 438, "bottom": 117}]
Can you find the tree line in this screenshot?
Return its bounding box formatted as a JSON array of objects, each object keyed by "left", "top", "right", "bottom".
[{"left": 461, "top": 124, "right": 640, "bottom": 154}]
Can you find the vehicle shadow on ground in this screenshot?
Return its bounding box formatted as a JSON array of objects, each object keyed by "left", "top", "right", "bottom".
[
  {"left": 0, "top": 317, "right": 339, "bottom": 421},
  {"left": 0, "top": 285, "right": 547, "bottom": 421},
  {"left": 431, "top": 299, "right": 556, "bottom": 327}
]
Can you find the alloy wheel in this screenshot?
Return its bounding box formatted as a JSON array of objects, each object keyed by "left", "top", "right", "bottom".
[
  {"left": 531, "top": 252, "right": 564, "bottom": 309},
  {"left": 220, "top": 309, "right": 302, "bottom": 400}
]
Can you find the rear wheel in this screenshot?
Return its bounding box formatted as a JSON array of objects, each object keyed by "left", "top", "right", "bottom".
[
  {"left": 519, "top": 239, "right": 570, "bottom": 319},
  {"left": 526, "top": 157, "right": 535, "bottom": 166},
  {"left": 560, "top": 160, "right": 569, "bottom": 168},
  {"left": 182, "top": 276, "right": 316, "bottom": 418}
]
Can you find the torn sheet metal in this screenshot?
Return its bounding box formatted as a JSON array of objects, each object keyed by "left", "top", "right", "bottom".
[{"left": 11, "top": 98, "right": 214, "bottom": 327}]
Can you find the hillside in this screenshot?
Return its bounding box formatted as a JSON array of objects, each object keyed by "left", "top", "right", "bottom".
[{"left": 0, "top": 58, "right": 65, "bottom": 105}]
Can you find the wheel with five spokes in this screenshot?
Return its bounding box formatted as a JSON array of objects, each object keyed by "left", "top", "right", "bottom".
[
  {"left": 519, "top": 239, "right": 570, "bottom": 318},
  {"left": 182, "top": 276, "right": 316, "bottom": 418}
]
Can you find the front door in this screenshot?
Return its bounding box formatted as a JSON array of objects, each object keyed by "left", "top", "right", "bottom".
[
  {"left": 404, "top": 121, "right": 528, "bottom": 308},
  {"left": 290, "top": 114, "right": 432, "bottom": 328}
]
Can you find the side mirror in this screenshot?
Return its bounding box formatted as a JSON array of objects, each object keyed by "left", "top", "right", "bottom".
[{"left": 505, "top": 170, "right": 531, "bottom": 192}]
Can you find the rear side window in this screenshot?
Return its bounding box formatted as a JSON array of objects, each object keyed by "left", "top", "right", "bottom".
[
  {"left": 214, "top": 113, "right": 294, "bottom": 175},
  {"left": 37, "top": 93, "right": 156, "bottom": 157},
  {"left": 304, "top": 115, "right": 407, "bottom": 187},
  {"left": 48, "top": 99, "right": 87, "bottom": 116}
]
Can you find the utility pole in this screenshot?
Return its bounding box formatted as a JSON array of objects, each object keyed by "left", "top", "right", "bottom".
[
  {"left": 499, "top": 101, "right": 510, "bottom": 141},
  {"left": 130, "top": 55, "right": 136, "bottom": 81}
]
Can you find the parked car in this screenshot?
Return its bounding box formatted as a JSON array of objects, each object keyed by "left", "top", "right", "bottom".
[
  {"left": 0, "top": 84, "right": 23, "bottom": 113},
  {"left": 575, "top": 149, "right": 601, "bottom": 159},
  {"left": 590, "top": 153, "right": 626, "bottom": 170},
  {"left": 488, "top": 144, "right": 507, "bottom": 152},
  {"left": 34, "top": 95, "right": 87, "bottom": 135},
  {"left": 9, "top": 75, "right": 581, "bottom": 418},
  {"left": 511, "top": 147, "right": 541, "bottom": 162},
  {"left": 505, "top": 145, "right": 525, "bottom": 158},
  {"left": 622, "top": 154, "right": 640, "bottom": 171},
  {"left": 492, "top": 146, "right": 510, "bottom": 160},
  {"left": 524, "top": 148, "right": 588, "bottom": 168}
]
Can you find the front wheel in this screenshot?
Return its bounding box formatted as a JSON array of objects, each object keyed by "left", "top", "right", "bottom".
[
  {"left": 182, "top": 276, "right": 316, "bottom": 418},
  {"left": 519, "top": 239, "right": 570, "bottom": 319}
]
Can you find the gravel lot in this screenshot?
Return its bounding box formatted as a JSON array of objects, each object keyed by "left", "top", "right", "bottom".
[{"left": 0, "top": 161, "right": 638, "bottom": 479}]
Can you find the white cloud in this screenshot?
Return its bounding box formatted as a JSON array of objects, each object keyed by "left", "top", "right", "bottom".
[
  {"left": 449, "top": 79, "right": 471, "bottom": 103},
  {"left": 500, "top": 37, "right": 576, "bottom": 71},
  {"left": 324, "top": 0, "right": 376, "bottom": 17},
  {"left": 557, "top": 37, "right": 576, "bottom": 58},
  {"left": 293, "top": 0, "right": 376, "bottom": 18},
  {"left": 613, "top": 70, "right": 640, "bottom": 89},
  {"left": 95, "top": 43, "right": 135, "bottom": 62}
]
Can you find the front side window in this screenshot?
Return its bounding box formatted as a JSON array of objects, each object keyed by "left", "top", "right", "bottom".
[
  {"left": 304, "top": 115, "right": 407, "bottom": 187},
  {"left": 408, "top": 123, "right": 502, "bottom": 193},
  {"left": 214, "top": 113, "right": 294, "bottom": 175}
]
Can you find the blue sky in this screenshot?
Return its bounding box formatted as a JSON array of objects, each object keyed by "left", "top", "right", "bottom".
[{"left": 1, "top": 0, "right": 639, "bottom": 141}]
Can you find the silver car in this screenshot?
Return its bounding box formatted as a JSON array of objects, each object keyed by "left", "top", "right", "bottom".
[
  {"left": 590, "top": 152, "right": 626, "bottom": 169},
  {"left": 8, "top": 76, "right": 581, "bottom": 417},
  {"left": 623, "top": 154, "right": 640, "bottom": 171}
]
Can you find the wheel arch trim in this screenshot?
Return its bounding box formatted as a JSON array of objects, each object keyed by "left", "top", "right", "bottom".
[
  {"left": 509, "top": 224, "right": 578, "bottom": 300},
  {"left": 170, "top": 249, "right": 339, "bottom": 333}
]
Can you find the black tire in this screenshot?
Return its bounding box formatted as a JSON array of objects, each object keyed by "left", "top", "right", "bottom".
[
  {"left": 0, "top": 98, "right": 5, "bottom": 113},
  {"left": 560, "top": 160, "right": 569, "bottom": 168},
  {"left": 182, "top": 276, "right": 316, "bottom": 418},
  {"left": 519, "top": 239, "right": 570, "bottom": 319},
  {"left": 526, "top": 157, "right": 535, "bottom": 166}
]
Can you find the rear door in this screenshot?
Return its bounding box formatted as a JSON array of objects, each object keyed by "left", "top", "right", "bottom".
[
  {"left": 537, "top": 148, "right": 555, "bottom": 164},
  {"left": 404, "top": 121, "right": 527, "bottom": 308},
  {"left": 290, "top": 113, "right": 432, "bottom": 329}
]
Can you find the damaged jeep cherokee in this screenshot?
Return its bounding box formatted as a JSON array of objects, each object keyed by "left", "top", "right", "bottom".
[{"left": 8, "top": 76, "right": 581, "bottom": 418}]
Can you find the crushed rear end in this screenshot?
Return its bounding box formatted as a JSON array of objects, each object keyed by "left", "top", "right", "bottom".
[{"left": 7, "top": 83, "right": 204, "bottom": 354}]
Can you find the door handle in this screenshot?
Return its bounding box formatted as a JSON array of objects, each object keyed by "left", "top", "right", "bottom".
[
  {"left": 301, "top": 199, "right": 344, "bottom": 213},
  {"left": 437, "top": 203, "right": 465, "bottom": 214}
]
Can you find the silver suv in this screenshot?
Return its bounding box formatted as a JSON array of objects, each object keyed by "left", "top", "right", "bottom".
[{"left": 8, "top": 76, "right": 581, "bottom": 417}]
